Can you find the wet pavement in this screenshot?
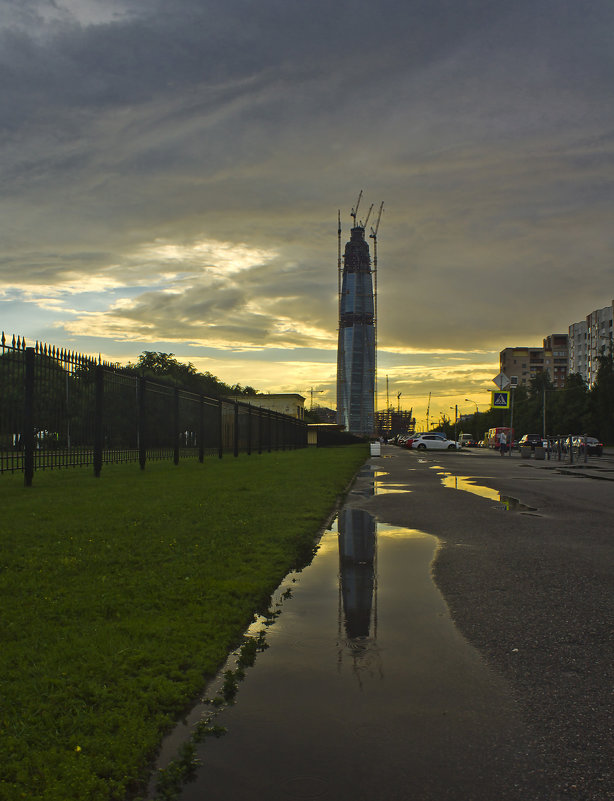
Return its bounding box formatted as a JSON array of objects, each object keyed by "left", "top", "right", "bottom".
[{"left": 151, "top": 446, "right": 614, "bottom": 801}]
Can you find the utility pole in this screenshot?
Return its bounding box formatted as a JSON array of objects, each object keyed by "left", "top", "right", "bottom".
[
  {"left": 426, "top": 392, "right": 431, "bottom": 432},
  {"left": 509, "top": 387, "right": 515, "bottom": 457}
]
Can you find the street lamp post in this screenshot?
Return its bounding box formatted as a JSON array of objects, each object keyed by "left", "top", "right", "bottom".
[{"left": 465, "top": 398, "right": 478, "bottom": 413}]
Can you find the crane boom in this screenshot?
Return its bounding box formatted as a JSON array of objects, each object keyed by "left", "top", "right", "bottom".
[
  {"left": 370, "top": 201, "right": 384, "bottom": 240},
  {"left": 350, "top": 190, "right": 363, "bottom": 227}
]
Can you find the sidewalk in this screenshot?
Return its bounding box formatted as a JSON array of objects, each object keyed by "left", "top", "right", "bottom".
[{"left": 460, "top": 445, "right": 614, "bottom": 481}]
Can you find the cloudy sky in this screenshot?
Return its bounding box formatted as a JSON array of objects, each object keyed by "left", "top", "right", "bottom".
[{"left": 1, "top": 0, "right": 613, "bottom": 425}]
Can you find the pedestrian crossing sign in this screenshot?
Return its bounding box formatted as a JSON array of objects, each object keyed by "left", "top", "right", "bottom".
[{"left": 491, "top": 391, "right": 510, "bottom": 409}]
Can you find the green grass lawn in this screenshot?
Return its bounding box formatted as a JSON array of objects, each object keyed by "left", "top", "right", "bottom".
[{"left": 0, "top": 445, "right": 367, "bottom": 801}]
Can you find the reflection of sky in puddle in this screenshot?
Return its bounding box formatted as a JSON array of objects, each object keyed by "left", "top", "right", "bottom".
[
  {"left": 153, "top": 502, "right": 531, "bottom": 800},
  {"left": 373, "top": 470, "right": 411, "bottom": 495},
  {"left": 438, "top": 471, "right": 501, "bottom": 501},
  {"left": 435, "top": 470, "right": 537, "bottom": 511}
]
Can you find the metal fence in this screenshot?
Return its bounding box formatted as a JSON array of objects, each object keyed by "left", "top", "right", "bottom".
[{"left": 1, "top": 334, "right": 307, "bottom": 485}]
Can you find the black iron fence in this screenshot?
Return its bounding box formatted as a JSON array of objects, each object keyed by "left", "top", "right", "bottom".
[{"left": 1, "top": 334, "right": 307, "bottom": 485}]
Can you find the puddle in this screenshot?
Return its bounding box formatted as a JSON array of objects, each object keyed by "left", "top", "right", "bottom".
[
  {"left": 152, "top": 509, "right": 532, "bottom": 801},
  {"left": 497, "top": 495, "right": 538, "bottom": 512},
  {"left": 436, "top": 471, "right": 537, "bottom": 511},
  {"left": 351, "top": 471, "right": 411, "bottom": 497},
  {"left": 373, "top": 470, "right": 411, "bottom": 495}
]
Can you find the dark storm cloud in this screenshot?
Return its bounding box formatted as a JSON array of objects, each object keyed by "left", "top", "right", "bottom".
[
  {"left": 0, "top": 0, "right": 549, "bottom": 132},
  {"left": 1, "top": 0, "right": 614, "bottom": 412}
]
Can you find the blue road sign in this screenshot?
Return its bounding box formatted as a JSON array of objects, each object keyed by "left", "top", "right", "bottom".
[{"left": 491, "top": 391, "right": 510, "bottom": 409}]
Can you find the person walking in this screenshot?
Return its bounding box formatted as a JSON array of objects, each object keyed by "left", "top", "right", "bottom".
[{"left": 499, "top": 430, "right": 507, "bottom": 455}]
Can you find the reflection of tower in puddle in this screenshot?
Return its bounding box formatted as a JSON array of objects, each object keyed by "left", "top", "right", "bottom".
[{"left": 337, "top": 508, "right": 382, "bottom": 684}]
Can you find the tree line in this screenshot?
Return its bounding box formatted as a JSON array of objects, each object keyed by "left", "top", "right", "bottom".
[{"left": 124, "top": 351, "right": 259, "bottom": 397}]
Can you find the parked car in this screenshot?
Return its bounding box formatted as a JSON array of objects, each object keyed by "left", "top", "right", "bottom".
[
  {"left": 409, "top": 434, "right": 461, "bottom": 450},
  {"left": 518, "top": 434, "right": 543, "bottom": 451},
  {"left": 571, "top": 436, "right": 603, "bottom": 456},
  {"left": 402, "top": 432, "right": 443, "bottom": 448}
]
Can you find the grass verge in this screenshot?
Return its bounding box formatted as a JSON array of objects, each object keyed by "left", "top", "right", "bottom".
[{"left": 0, "top": 445, "right": 367, "bottom": 801}]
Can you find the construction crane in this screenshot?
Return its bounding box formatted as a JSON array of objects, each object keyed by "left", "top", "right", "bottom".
[
  {"left": 350, "top": 190, "right": 363, "bottom": 227},
  {"left": 302, "top": 387, "right": 324, "bottom": 410},
  {"left": 369, "top": 201, "right": 384, "bottom": 247},
  {"left": 361, "top": 203, "right": 374, "bottom": 230},
  {"left": 369, "top": 201, "right": 384, "bottom": 419}
]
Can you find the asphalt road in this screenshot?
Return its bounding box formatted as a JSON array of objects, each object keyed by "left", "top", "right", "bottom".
[{"left": 350, "top": 445, "right": 613, "bottom": 801}]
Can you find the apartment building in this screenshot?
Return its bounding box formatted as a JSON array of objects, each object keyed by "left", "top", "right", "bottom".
[
  {"left": 568, "top": 320, "right": 588, "bottom": 380},
  {"left": 500, "top": 334, "right": 568, "bottom": 389},
  {"left": 543, "top": 334, "right": 569, "bottom": 388},
  {"left": 569, "top": 302, "right": 614, "bottom": 385}
]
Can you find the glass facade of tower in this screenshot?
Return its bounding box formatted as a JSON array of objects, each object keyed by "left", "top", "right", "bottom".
[{"left": 336, "top": 226, "right": 375, "bottom": 435}]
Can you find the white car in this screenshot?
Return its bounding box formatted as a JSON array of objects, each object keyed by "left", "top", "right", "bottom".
[{"left": 409, "top": 433, "right": 461, "bottom": 451}]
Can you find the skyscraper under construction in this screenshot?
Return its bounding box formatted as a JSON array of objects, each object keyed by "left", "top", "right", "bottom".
[{"left": 336, "top": 197, "right": 382, "bottom": 435}]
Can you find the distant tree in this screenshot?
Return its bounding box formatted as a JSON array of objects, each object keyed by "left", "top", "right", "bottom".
[
  {"left": 588, "top": 344, "right": 614, "bottom": 443},
  {"left": 124, "top": 352, "right": 248, "bottom": 398},
  {"left": 550, "top": 372, "right": 589, "bottom": 435},
  {"left": 303, "top": 408, "right": 321, "bottom": 424},
  {"left": 525, "top": 372, "right": 554, "bottom": 435},
  {"left": 230, "top": 383, "right": 259, "bottom": 396}
]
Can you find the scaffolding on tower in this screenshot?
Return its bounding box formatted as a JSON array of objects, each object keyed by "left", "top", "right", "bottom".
[{"left": 336, "top": 193, "right": 383, "bottom": 436}]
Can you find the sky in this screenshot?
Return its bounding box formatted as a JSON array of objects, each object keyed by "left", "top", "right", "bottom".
[{"left": 1, "top": 0, "right": 613, "bottom": 428}]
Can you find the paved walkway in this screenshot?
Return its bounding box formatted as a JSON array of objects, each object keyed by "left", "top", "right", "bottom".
[
  {"left": 358, "top": 445, "right": 613, "bottom": 801},
  {"left": 459, "top": 444, "right": 614, "bottom": 481}
]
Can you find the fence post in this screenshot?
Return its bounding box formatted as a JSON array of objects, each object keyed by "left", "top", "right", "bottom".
[
  {"left": 247, "top": 404, "right": 252, "bottom": 456},
  {"left": 23, "top": 347, "right": 35, "bottom": 487},
  {"left": 138, "top": 376, "right": 147, "bottom": 470},
  {"left": 234, "top": 402, "right": 239, "bottom": 457},
  {"left": 198, "top": 395, "right": 204, "bottom": 463},
  {"left": 93, "top": 365, "right": 104, "bottom": 478},
  {"left": 173, "top": 387, "right": 180, "bottom": 466},
  {"left": 218, "top": 400, "right": 223, "bottom": 459}
]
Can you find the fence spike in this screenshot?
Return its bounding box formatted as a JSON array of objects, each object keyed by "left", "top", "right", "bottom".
[{"left": 1, "top": 331, "right": 5, "bottom": 347}]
